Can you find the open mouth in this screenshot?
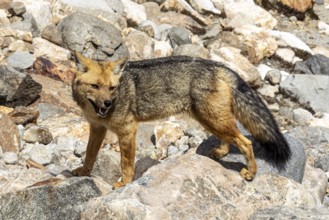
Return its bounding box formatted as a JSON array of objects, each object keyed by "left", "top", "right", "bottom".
[{"left": 88, "top": 99, "right": 110, "bottom": 118}]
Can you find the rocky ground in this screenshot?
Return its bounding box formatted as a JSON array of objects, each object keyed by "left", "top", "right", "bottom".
[{"left": 1, "top": 0, "right": 329, "bottom": 219}]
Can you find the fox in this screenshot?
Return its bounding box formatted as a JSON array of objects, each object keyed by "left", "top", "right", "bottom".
[{"left": 71, "top": 53, "right": 291, "bottom": 189}]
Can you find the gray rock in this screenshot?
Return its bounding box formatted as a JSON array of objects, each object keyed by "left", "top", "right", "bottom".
[
  {"left": 37, "top": 103, "right": 65, "bottom": 122},
  {"left": 53, "top": 136, "right": 78, "bottom": 153},
  {"left": 293, "top": 54, "right": 329, "bottom": 75},
  {"left": 292, "top": 108, "right": 314, "bottom": 123},
  {"left": 58, "top": 12, "right": 128, "bottom": 61},
  {"left": 91, "top": 149, "right": 121, "bottom": 185},
  {"left": 0, "top": 177, "right": 103, "bottom": 220},
  {"left": 264, "top": 69, "right": 281, "bottom": 85},
  {"left": 166, "top": 27, "right": 192, "bottom": 48},
  {"left": 257, "top": 84, "right": 278, "bottom": 104},
  {"left": 185, "top": 128, "right": 207, "bottom": 139},
  {"left": 188, "top": 136, "right": 204, "bottom": 148},
  {"left": 314, "top": 2, "right": 329, "bottom": 24},
  {"left": 314, "top": 154, "right": 329, "bottom": 172},
  {"left": 10, "top": 13, "right": 40, "bottom": 37},
  {"left": 3, "top": 152, "right": 18, "bottom": 165},
  {"left": 28, "top": 144, "right": 57, "bottom": 165},
  {"left": 173, "top": 44, "right": 209, "bottom": 58},
  {"left": 123, "top": 30, "right": 154, "bottom": 60},
  {"left": 138, "top": 20, "right": 161, "bottom": 39},
  {"left": 134, "top": 156, "right": 160, "bottom": 180},
  {"left": 287, "top": 126, "right": 329, "bottom": 169},
  {"left": 250, "top": 206, "right": 329, "bottom": 220},
  {"left": 280, "top": 74, "right": 329, "bottom": 113},
  {"left": 167, "top": 145, "right": 179, "bottom": 156},
  {"left": 0, "top": 65, "right": 42, "bottom": 108},
  {"left": 196, "top": 125, "right": 306, "bottom": 183}
]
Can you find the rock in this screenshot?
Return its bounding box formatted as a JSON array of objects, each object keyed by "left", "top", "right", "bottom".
[
  {"left": 0, "top": 105, "right": 14, "bottom": 114},
  {"left": 292, "top": 108, "right": 314, "bottom": 124},
  {"left": 197, "top": 130, "right": 306, "bottom": 183},
  {"left": 287, "top": 126, "right": 329, "bottom": 166},
  {"left": 267, "top": 30, "right": 313, "bottom": 58},
  {"left": 188, "top": 136, "right": 203, "bottom": 148},
  {"left": 23, "top": 125, "right": 53, "bottom": 145},
  {"left": 54, "top": 135, "right": 79, "bottom": 153},
  {"left": 185, "top": 128, "right": 207, "bottom": 139},
  {"left": 280, "top": 74, "right": 329, "bottom": 113},
  {"left": 160, "top": 0, "right": 210, "bottom": 26},
  {"left": 256, "top": 63, "right": 273, "bottom": 80},
  {"left": 264, "top": 69, "right": 282, "bottom": 85},
  {"left": 41, "top": 24, "right": 62, "bottom": 46},
  {"left": 0, "top": 167, "right": 53, "bottom": 195},
  {"left": 188, "top": 0, "right": 221, "bottom": 15},
  {"left": 0, "top": 65, "right": 42, "bottom": 107},
  {"left": 210, "top": 47, "right": 261, "bottom": 87},
  {"left": 173, "top": 44, "right": 209, "bottom": 58},
  {"left": 3, "top": 152, "right": 18, "bottom": 164},
  {"left": 309, "top": 113, "right": 329, "bottom": 128},
  {"left": 257, "top": 0, "right": 314, "bottom": 14},
  {"left": 123, "top": 29, "right": 154, "bottom": 60},
  {"left": 52, "top": 0, "right": 124, "bottom": 27},
  {"left": 138, "top": 20, "right": 161, "bottom": 39},
  {"left": 27, "top": 143, "right": 57, "bottom": 165},
  {"left": 0, "top": 177, "right": 105, "bottom": 220},
  {"left": 312, "top": 45, "right": 329, "bottom": 58},
  {"left": 81, "top": 151, "right": 318, "bottom": 219},
  {"left": 250, "top": 206, "right": 329, "bottom": 220},
  {"left": 8, "top": 39, "right": 29, "bottom": 52},
  {"left": 134, "top": 156, "right": 160, "bottom": 180},
  {"left": 32, "top": 57, "right": 76, "bottom": 85},
  {"left": 153, "top": 40, "right": 173, "bottom": 58},
  {"left": 257, "top": 84, "right": 279, "bottom": 104},
  {"left": 314, "top": 154, "right": 329, "bottom": 172},
  {"left": 313, "top": 2, "right": 329, "bottom": 24},
  {"left": 318, "top": 21, "right": 329, "bottom": 35},
  {"left": 10, "top": 13, "right": 40, "bottom": 37},
  {"left": 8, "top": 106, "right": 39, "bottom": 126},
  {"left": 293, "top": 54, "right": 329, "bottom": 75},
  {"left": 274, "top": 47, "right": 299, "bottom": 66},
  {"left": 165, "top": 27, "right": 192, "bottom": 48},
  {"left": 16, "top": 0, "right": 52, "bottom": 31},
  {"left": 167, "top": 145, "right": 179, "bottom": 156},
  {"left": 154, "top": 121, "right": 184, "bottom": 158},
  {"left": 122, "top": 0, "right": 146, "bottom": 26},
  {"left": 222, "top": 0, "right": 277, "bottom": 29},
  {"left": 9, "top": 1, "right": 26, "bottom": 16},
  {"left": 58, "top": 12, "right": 128, "bottom": 61},
  {"left": 0, "top": 112, "right": 20, "bottom": 153},
  {"left": 6, "top": 51, "right": 35, "bottom": 69},
  {"left": 136, "top": 123, "right": 156, "bottom": 159},
  {"left": 91, "top": 149, "right": 121, "bottom": 185},
  {"left": 302, "top": 164, "right": 328, "bottom": 202},
  {"left": 157, "top": 11, "right": 205, "bottom": 34},
  {"left": 33, "top": 37, "right": 71, "bottom": 62}
]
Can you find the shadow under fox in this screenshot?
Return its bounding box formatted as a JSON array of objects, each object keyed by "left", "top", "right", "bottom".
[{"left": 72, "top": 54, "right": 291, "bottom": 189}]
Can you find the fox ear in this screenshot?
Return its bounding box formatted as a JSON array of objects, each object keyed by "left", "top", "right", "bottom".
[
  {"left": 74, "top": 52, "right": 93, "bottom": 72},
  {"left": 110, "top": 57, "right": 128, "bottom": 75}
]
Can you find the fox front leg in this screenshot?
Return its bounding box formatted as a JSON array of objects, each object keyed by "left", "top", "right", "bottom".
[
  {"left": 113, "top": 124, "right": 137, "bottom": 189},
  {"left": 72, "top": 124, "right": 107, "bottom": 176}
]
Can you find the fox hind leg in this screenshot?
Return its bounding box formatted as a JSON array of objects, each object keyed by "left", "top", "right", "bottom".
[{"left": 209, "top": 142, "right": 230, "bottom": 160}]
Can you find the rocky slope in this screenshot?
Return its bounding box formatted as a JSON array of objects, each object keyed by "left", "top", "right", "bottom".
[{"left": 0, "top": 0, "right": 329, "bottom": 219}]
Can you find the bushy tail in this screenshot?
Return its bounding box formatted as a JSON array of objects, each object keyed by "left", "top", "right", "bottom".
[{"left": 231, "top": 76, "right": 291, "bottom": 167}]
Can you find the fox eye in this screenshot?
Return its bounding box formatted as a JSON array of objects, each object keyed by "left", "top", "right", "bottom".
[
  {"left": 109, "top": 86, "right": 116, "bottom": 91},
  {"left": 91, "top": 84, "right": 99, "bottom": 89}
]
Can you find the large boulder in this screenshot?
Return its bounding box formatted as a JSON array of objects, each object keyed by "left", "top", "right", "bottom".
[
  {"left": 58, "top": 12, "right": 128, "bottom": 61},
  {"left": 280, "top": 74, "right": 329, "bottom": 113},
  {"left": 80, "top": 151, "right": 322, "bottom": 219}
]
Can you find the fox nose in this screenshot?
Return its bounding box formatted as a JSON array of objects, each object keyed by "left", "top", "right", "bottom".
[{"left": 104, "top": 100, "right": 112, "bottom": 108}]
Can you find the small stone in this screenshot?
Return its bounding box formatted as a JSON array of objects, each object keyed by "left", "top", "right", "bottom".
[
  {"left": 3, "top": 152, "right": 18, "bottom": 164},
  {"left": 292, "top": 108, "right": 314, "bottom": 124},
  {"left": 9, "top": 106, "right": 40, "bottom": 126},
  {"left": 23, "top": 125, "right": 53, "bottom": 145},
  {"left": 185, "top": 128, "right": 207, "bottom": 139},
  {"left": 10, "top": 2, "right": 26, "bottom": 16},
  {"left": 265, "top": 69, "right": 282, "bottom": 85},
  {"left": 188, "top": 136, "right": 203, "bottom": 148},
  {"left": 178, "top": 144, "right": 189, "bottom": 153},
  {"left": 167, "top": 145, "right": 179, "bottom": 156},
  {"left": 28, "top": 143, "right": 56, "bottom": 165},
  {"left": 7, "top": 51, "right": 35, "bottom": 70},
  {"left": 175, "top": 136, "right": 189, "bottom": 148}
]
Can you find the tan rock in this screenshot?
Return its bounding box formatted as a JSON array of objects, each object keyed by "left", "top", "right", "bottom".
[
  {"left": 32, "top": 37, "right": 71, "bottom": 62},
  {"left": 0, "top": 112, "right": 20, "bottom": 153},
  {"left": 280, "top": 0, "right": 314, "bottom": 13},
  {"left": 0, "top": 105, "right": 14, "bottom": 114}
]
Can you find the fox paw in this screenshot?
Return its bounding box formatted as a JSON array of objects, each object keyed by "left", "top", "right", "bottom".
[
  {"left": 209, "top": 148, "right": 228, "bottom": 160},
  {"left": 112, "top": 181, "right": 126, "bottom": 190},
  {"left": 72, "top": 166, "right": 91, "bottom": 176},
  {"left": 240, "top": 168, "right": 254, "bottom": 181}
]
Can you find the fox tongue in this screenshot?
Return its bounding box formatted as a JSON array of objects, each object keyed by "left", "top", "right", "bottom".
[{"left": 98, "top": 108, "right": 109, "bottom": 117}]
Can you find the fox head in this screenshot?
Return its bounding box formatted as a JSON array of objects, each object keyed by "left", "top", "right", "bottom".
[{"left": 72, "top": 53, "right": 128, "bottom": 118}]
